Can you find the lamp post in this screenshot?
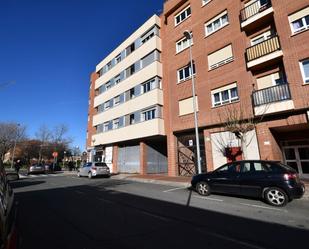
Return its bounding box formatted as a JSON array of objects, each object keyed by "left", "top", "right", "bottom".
[
  {"left": 183, "top": 30, "right": 202, "bottom": 174},
  {"left": 10, "top": 123, "right": 20, "bottom": 169},
  {"left": 75, "top": 146, "right": 79, "bottom": 169},
  {"left": 63, "top": 151, "right": 66, "bottom": 169}
]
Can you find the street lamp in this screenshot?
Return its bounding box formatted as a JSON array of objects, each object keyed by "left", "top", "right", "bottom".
[
  {"left": 63, "top": 151, "right": 66, "bottom": 169},
  {"left": 183, "top": 30, "right": 202, "bottom": 174},
  {"left": 11, "top": 123, "right": 20, "bottom": 169},
  {"left": 75, "top": 146, "right": 79, "bottom": 168}
]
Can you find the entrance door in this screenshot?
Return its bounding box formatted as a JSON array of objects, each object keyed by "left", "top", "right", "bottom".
[{"left": 283, "top": 146, "right": 309, "bottom": 178}]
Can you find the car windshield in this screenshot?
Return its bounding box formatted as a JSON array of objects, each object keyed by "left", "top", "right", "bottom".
[{"left": 95, "top": 163, "right": 107, "bottom": 167}]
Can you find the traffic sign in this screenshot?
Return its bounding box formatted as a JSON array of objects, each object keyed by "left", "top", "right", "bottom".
[{"left": 52, "top": 152, "right": 58, "bottom": 158}]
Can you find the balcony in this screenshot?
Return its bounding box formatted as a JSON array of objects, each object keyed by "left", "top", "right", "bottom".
[
  {"left": 246, "top": 35, "right": 283, "bottom": 70},
  {"left": 240, "top": 0, "right": 273, "bottom": 31},
  {"left": 252, "top": 84, "right": 294, "bottom": 115}
]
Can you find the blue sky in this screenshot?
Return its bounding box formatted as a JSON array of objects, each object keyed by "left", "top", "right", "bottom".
[{"left": 0, "top": 0, "right": 163, "bottom": 151}]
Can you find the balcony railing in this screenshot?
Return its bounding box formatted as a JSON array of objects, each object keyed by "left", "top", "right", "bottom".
[
  {"left": 240, "top": 0, "right": 272, "bottom": 22},
  {"left": 252, "top": 84, "right": 291, "bottom": 107},
  {"left": 246, "top": 35, "right": 281, "bottom": 62}
]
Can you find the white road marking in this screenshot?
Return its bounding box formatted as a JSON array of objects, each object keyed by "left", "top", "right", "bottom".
[
  {"left": 163, "top": 187, "right": 187, "bottom": 193},
  {"left": 239, "top": 203, "right": 287, "bottom": 212},
  {"left": 193, "top": 195, "right": 223, "bottom": 202}
]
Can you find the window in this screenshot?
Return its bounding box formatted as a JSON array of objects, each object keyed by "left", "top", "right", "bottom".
[
  {"left": 178, "top": 96, "right": 199, "bottom": 116},
  {"left": 211, "top": 83, "right": 239, "bottom": 107},
  {"left": 126, "top": 64, "right": 135, "bottom": 77},
  {"left": 129, "top": 113, "right": 135, "bottom": 125},
  {"left": 126, "top": 43, "right": 135, "bottom": 56},
  {"left": 115, "top": 74, "right": 121, "bottom": 84},
  {"left": 141, "top": 108, "right": 156, "bottom": 121},
  {"left": 202, "top": 0, "right": 211, "bottom": 6},
  {"left": 300, "top": 59, "right": 309, "bottom": 84},
  {"left": 142, "top": 79, "right": 156, "bottom": 93},
  {"left": 105, "top": 81, "right": 111, "bottom": 90},
  {"left": 250, "top": 30, "right": 272, "bottom": 45},
  {"left": 106, "top": 61, "right": 112, "bottom": 70},
  {"left": 97, "top": 104, "right": 104, "bottom": 113},
  {"left": 98, "top": 85, "right": 105, "bottom": 94},
  {"left": 208, "top": 44, "right": 233, "bottom": 70},
  {"left": 103, "top": 122, "right": 109, "bottom": 132},
  {"left": 115, "top": 54, "right": 121, "bottom": 64},
  {"left": 176, "top": 33, "right": 193, "bottom": 53},
  {"left": 129, "top": 88, "right": 135, "bottom": 99},
  {"left": 177, "top": 64, "right": 196, "bottom": 83},
  {"left": 205, "top": 11, "right": 229, "bottom": 36},
  {"left": 114, "top": 95, "right": 120, "bottom": 106},
  {"left": 104, "top": 101, "right": 110, "bottom": 110},
  {"left": 96, "top": 124, "right": 103, "bottom": 133},
  {"left": 113, "top": 119, "right": 119, "bottom": 129},
  {"left": 175, "top": 6, "right": 191, "bottom": 26},
  {"left": 289, "top": 7, "right": 309, "bottom": 34},
  {"left": 256, "top": 71, "right": 286, "bottom": 89},
  {"left": 141, "top": 51, "right": 155, "bottom": 67}
]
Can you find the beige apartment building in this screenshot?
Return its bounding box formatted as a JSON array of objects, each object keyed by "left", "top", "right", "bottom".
[
  {"left": 162, "top": 0, "right": 309, "bottom": 178},
  {"left": 86, "top": 15, "right": 167, "bottom": 174}
]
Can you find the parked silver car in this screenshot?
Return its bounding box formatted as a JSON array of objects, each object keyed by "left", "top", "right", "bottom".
[
  {"left": 77, "top": 162, "right": 110, "bottom": 179},
  {"left": 28, "top": 164, "right": 45, "bottom": 174}
]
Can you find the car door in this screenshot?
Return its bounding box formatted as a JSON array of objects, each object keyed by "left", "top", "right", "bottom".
[
  {"left": 210, "top": 162, "right": 242, "bottom": 195},
  {"left": 240, "top": 161, "right": 267, "bottom": 197},
  {"left": 80, "top": 163, "right": 91, "bottom": 176}
]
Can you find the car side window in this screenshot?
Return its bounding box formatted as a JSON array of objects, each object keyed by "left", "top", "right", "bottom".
[
  {"left": 228, "top": 162, "right": 242, "bottom": 173},
  {"left": 216, "top": 164, "right": 229, "bottom": 172},
  {"left": 252, "top": 162, "right": 268, "bottom": 172},
  {"left": 264, "top": 163, "right": 284, "bottom": 173},
  {"left": 241, "top": 162, "right": 251, "bottom": 172}
]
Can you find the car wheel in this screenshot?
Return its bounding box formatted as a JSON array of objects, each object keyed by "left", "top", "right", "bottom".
[
  {"left": 264, "top": 187, "right": 288, "bottom": 207},
  {"left": 88, "top": 172, "right": 92, "bottom": 179},
  {"left": 196, "top": 181, "right": 211, "bottom": 196}
]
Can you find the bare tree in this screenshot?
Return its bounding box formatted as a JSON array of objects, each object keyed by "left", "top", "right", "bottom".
[
  {"left": 35, "top": 125, "right": 51, "bottom": 162},
  {"left": 217, "top": 104, "right": 264, "bottom": 160},
  {"left": 51, "top": 124, "right": 71, "bottom": 146},
  {"left": 0, "top": 123, "right": 26, "bottom": 162}
]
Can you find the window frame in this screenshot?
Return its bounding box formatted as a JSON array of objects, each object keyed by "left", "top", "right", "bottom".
[
  {"left": 174, "top": 5, "right": 191, "bottom": 26},
  {"left": 211, "top": 84, "right": 239, "bottom": 107},
  {"left": 141, "top": 108, "right": 156, "bottom": 121},
  {"left": 290, "top": 15, "right": 309, "bottom": 34},
  {"left": 177, "top": 64, "right": 196, "bottom": 83},
  {"left": 300, "top": 59, "right": 309, "bottom": 84},
  {"left": 113, "top": 118, "right": 120, "bottom": 129},
  {"left": 202, "top": 0, "right": 212, "bottom": 6},
  {"left": 103, "top": 122, "right": 109, "bottom": 132},
  {"left": 205, "top": 12, "right": 229, "bottom": 36},
  {"left": 176, "top": 33, "right": 193, "bottom": 53}
]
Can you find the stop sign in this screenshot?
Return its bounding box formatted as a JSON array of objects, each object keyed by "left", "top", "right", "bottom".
[{"left": 52, "top": 152, "right": 58, "bottom": 158}]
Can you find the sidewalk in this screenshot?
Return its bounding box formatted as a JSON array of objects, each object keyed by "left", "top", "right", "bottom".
[{"left": 113, "top": 173, "right": 191, "bottom": 188}]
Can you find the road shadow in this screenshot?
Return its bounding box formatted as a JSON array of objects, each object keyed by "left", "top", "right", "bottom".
[
  {"left": 9, "top": 180, "right": 45, "bottom": 189},
  {"left": 13, "top": 183, "right": 309, "bottom": 249}
]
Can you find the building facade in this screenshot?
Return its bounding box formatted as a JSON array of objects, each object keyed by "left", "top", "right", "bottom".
[
  {"left": 86, "top": 15, "right": 167, "bottom": 174},
  {"left": 162, "top": 0, "right": 309, "bottom": 178}
]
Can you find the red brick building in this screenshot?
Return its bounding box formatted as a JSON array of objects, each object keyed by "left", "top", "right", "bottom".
[{"left": 162, "top": 0, "right": 309, "bottom": 178}]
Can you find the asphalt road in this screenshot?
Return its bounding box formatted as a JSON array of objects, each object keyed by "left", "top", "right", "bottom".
[{"left": 11, "top": 174, "right": 309, "bottom": 249}]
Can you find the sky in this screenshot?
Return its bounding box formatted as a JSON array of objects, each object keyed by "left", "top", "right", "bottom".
[{"left": 0, "top": 0, "right": 164, "bottom": 151}]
